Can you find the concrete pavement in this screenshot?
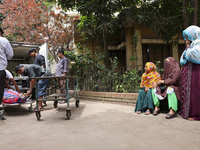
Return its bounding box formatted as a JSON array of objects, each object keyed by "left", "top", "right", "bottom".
[{"left": 0, "top": 100, "right": 199, "bottom": 150}]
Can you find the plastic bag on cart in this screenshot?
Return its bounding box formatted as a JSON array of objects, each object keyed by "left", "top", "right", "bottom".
[
  {"left": 18, "top": 93, "right": 28, "bottom": 103},
  {"left": 3, "top": 89, "right": 27, "bottom": 104}
]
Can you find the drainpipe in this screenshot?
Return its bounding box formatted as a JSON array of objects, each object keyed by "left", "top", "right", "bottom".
[{"left": 147, "top": 45, "right": 149, "bottom": 62}]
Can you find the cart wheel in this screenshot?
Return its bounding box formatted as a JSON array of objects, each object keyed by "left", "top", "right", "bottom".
[
  {"left": 54, "top": 101, "right": 58, "bottom": 108},
  {"left": 35, "top": 111, "right": 41, "bottom": 121},
  {"left": 66, "top": 110, "right": 71, "bottom": 120},
  {"left": 75, "top": 100, "right": 79, "bottom": 107}
]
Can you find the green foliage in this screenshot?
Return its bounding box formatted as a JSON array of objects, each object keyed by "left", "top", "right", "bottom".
[
  {"left": 65, "top": 32, "right": 103, "bottom": 75},
  {"left": 65, "top": 42, "right": 141, "bottom": 93},
  {"left": 64, "top": 41, "right": 106, "bottom": 90},
  {"left": 77, "top": 16, "right": 101, "bottom": 43},
  {"left": 130, "top": 32, "right": 138, "bottom": 52},
  {"left": 49, "top": 0, "right": 200, "bottom": 46},
  {"left": 46, "top": 0, "right": 140, "bottom": 67},
  {"left": 43, "top": 1, "right": 54, "bottom": 10},
  {"left": 118, "top": 0, "right": 183, "bottom": 45},
  {"left": 155, "top": 60, "right": 164, "bottom": 74},
  {"left": 114, "top": 69, "right": 141, "bottom": 93}
]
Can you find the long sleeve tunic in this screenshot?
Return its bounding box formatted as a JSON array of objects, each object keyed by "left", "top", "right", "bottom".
[{"left": 55, "top": 56, "right": 68, "bottom": 77}]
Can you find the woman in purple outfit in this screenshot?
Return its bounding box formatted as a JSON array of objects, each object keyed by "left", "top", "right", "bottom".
[{"left": 180, "top": 25, "right": 200, "bottom": 121}]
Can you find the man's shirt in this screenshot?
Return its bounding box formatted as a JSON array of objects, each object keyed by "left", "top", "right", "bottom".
[
  {"left": 34, "top": 54, "right": 46, "bottom": 68},
  {"left": 0, "top": 36, "right": 13, "bottom": 70},
  {"left": 24, "top": 64, "right": 50, "bottom": 79},
  {"left": 5, "top": 69, "right": 13, "bottom": 79},
  {"left": 55, "top": 56, "right": 68, "bottom": 77}
]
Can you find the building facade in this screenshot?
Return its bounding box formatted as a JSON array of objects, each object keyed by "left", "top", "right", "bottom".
[{"left": 74, "top": 23, "right": 185, "bottom": 70}]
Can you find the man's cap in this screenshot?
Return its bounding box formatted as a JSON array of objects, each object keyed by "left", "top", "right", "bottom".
[{"left": 27, "top": 48, "right": 36, "bottom": 54}]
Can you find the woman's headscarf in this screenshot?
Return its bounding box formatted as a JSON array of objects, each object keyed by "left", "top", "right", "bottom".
[
  {"left": 156, "top": 57, "right": 181, "bottom": 100},
  {"left": 183, "top": 25, "right": 200, "bottom": 42},
  {"left": 180, "top": 25, "right": 200, "bottom": 65},
  {"left": 140, "top": 62, "right": 161, "bottom": 88},
  {"left": 162, "top": 57, "right": 180, "bottom": 80}
]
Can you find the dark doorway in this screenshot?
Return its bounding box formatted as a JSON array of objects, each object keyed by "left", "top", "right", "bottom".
[{"left": 142, "top": 44, "right": 172, "bottom": 67}]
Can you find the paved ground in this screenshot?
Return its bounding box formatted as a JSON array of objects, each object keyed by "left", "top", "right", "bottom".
[{"left": 0, "top": 99, "right": 199, "bottom": 150}]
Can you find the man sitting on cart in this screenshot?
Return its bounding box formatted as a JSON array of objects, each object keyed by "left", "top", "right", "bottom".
[{"left": 15, "top": 64, "right": 51, "bottom": 111}]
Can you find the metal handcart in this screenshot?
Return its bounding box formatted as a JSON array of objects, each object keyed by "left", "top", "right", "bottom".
[{"left": 31, "top": 76, "right": 79, "bottom": 121}]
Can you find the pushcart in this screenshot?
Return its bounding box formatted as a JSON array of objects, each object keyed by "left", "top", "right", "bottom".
[{"left": 31, "top": 76, "right": 79, "bottom": 121}]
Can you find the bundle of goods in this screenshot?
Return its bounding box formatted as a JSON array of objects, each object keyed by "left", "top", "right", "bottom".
[{"left": 2, "top": 89, "right": 28, "bottom": 104}]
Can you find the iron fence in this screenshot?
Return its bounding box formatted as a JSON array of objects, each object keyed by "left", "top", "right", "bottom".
[{"left": 76, "top": 65, "right": 144, "bottom": 93}]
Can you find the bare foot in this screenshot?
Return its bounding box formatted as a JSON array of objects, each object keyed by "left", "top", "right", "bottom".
[
  {"left": 187, "top": 118, "right": 195, "bottom": 121},
  {"left": 144, "top": 110, "right": 151, "bottom": 115},
  {"left": 154, "top": 106, "right": 160, "bottom": 111},
  {"left": 136, "top": 111, "right": 141, "bottom": 114}
]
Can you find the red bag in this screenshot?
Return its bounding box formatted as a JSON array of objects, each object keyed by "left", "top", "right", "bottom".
[{"left": 3, "top": 90, "right": 20, "bottom": 104}]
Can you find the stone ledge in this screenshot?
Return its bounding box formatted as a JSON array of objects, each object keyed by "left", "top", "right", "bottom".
[
  {"left": 79, "top": 91, "right": 138, "bottom": 105},
  {"left": 78, "top": 91, "right": 181, "bottom": 111}
]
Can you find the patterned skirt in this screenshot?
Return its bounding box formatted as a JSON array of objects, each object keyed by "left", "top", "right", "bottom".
[{"left": 180, "top": 62, "right": 200, "bottom": 120}]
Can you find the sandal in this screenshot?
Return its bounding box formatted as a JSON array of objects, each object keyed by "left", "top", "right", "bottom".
[
  {"left": 136, "top": 111, "right": 141, "bottom": 114},
  {"left": 1, "top": 116, "right": 7, "bottom": 120},
  {"left": 165, "top": 113, "right": 175, "bottom": 119},
  {"left": 144, "top": 110, "right": 151, "bottom": 115},
  {"left": 153, "top": 110, "right": 160, "bottom": 116}
]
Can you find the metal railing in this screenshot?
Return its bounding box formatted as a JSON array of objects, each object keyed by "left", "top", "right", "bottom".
[{"left": 76, "top": 65, "right": 144, "bottom": 93}]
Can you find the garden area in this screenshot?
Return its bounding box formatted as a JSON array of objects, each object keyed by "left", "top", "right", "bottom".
[{"left": 0, "top": 0, "right": 199, "bottom": 94}]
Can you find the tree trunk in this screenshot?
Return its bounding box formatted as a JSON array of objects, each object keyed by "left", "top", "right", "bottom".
[
  {"left": 103, "top": 23, "right": 109, "bottom": 68},
  {"left": 192, "top": 0, "right": 198, "bottom": 25},
  {"left": 182, "top": 0, "right": 188, "bottom": 29}
]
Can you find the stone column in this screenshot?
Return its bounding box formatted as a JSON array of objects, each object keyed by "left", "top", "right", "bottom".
[
  {"left": 172, "top": 45, "right": 179, "bottom": 62},
  {"left": 125, "top": 26, "right": 134, "bottom": 70},
  {"left": 134, "top": 25, "right": 143, "bottom": 70},
  {"left": 172, "top": 34, "right": 179, "bottom": 62}
]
